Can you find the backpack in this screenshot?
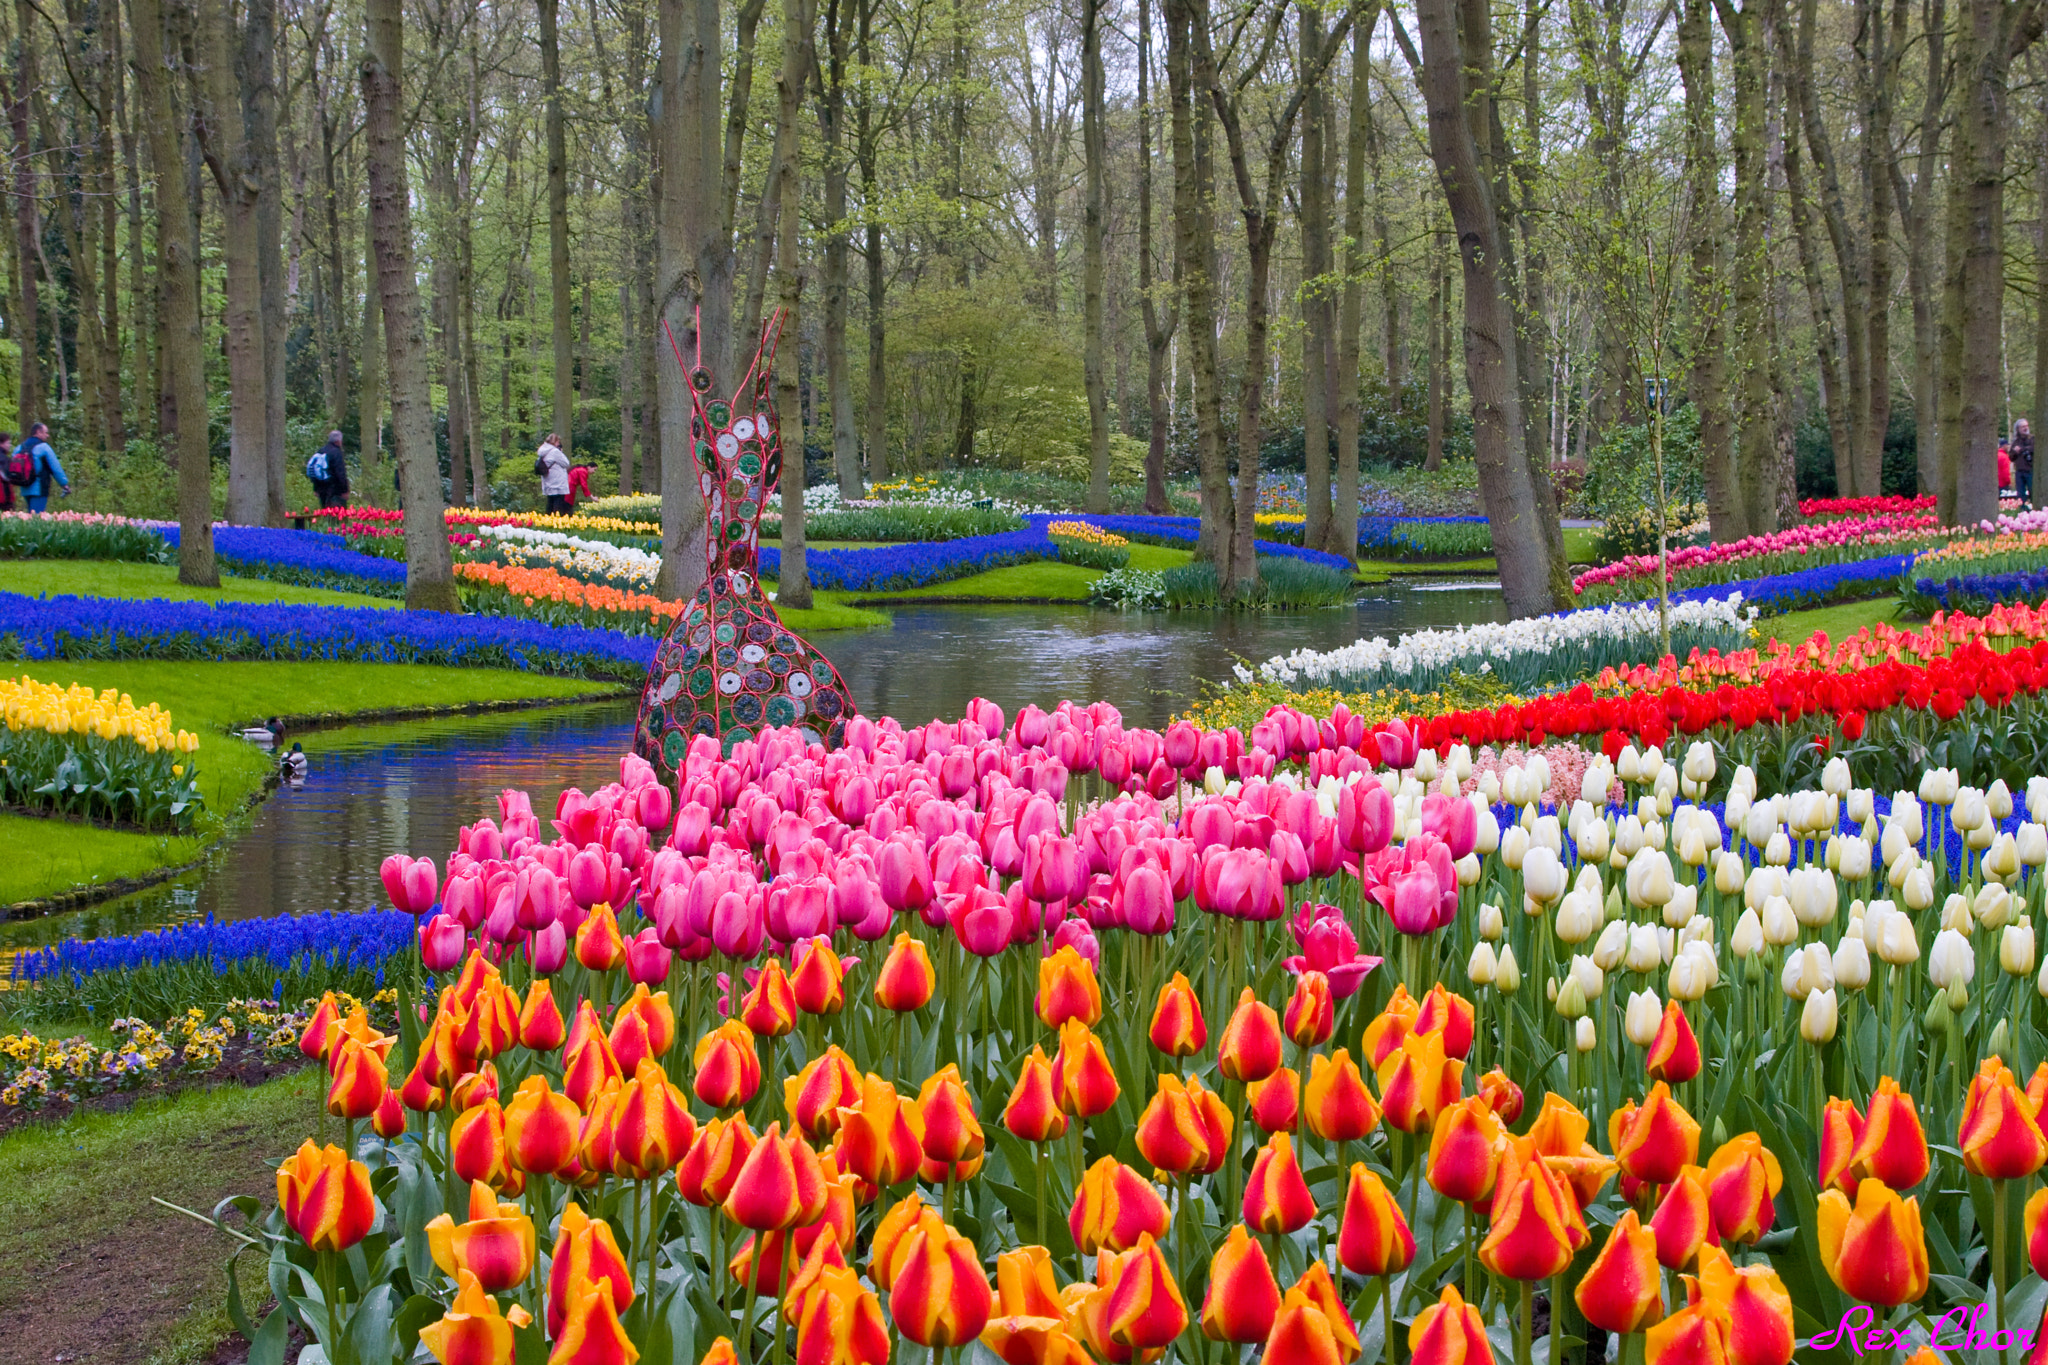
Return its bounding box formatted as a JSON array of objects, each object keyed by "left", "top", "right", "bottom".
[
  {"left": 305, "top": 449, "right": 329, "bottom": 483},
  {"left": 533, "top": 453, "right": 548, "bottom": 477},
  {"left": 1, "top": 447, "right": 30, "bottom": 487}
]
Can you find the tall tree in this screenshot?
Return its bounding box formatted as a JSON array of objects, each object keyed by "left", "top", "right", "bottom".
[
  {"left": 1298, "top": 0, "right": 1335, "bottom": 551},
  {"left": 1081, "top": 0, "right": 1109, "bottom": 512},
  {"left": 539, "top": 0, "right": 573, "bottom": 458},
  {"left": 1333, "top": 8, "right": 1379, "bottom": 560},
  {"left": 815, "top": 0, "right": 861, "bottom": 497},
  {"left": 1678, "top": 0, "right": 1738, "bottom": 538},
  {"left": 7, "top": 0, "right": 41, "bottom": 426},
  {"left": 1136, "top": 0, "right": 1179, "bottom": 515},
  {"left": 773, "top": 0, "right": 814, "bottom": 607},
  {"left": 362, "top": 0, "right": 459, "bottom": 609}
]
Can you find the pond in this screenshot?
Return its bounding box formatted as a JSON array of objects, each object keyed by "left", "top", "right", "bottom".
[{"left": 5, "top": 587, "right": 1504, "bottom": 949}]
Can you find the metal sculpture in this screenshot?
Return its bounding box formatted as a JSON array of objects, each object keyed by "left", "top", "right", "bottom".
[{"left": 635, "top": 311, "right": 857, "bottom": 771}]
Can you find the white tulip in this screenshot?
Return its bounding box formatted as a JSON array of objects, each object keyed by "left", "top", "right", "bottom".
[
  {"left": 1478, "top": 770, "right": 1502, "bottom": 804},
  {"left": 1822, "top": 756, "right": 1853, "bottom": 797},
  {"left": 1833, "top": 936, "right": 1872, "bottom": 991},
  {"left": 1468, "top": 941, "right": 1499, "bottom": 986},
  {"left": 1848, "top": 788, "right": 1875, "bottom": 825},
  {"left": 2003, "top": 922, "right": 2037, "bottom": 977},
  {"left": 1801, "top": 987, "right": 1840, "bottom": 1043},
  {"left": 1987, "top": 832, "right": 2022, "bottom": 882},
  {"left": 1892, "top": 793, "right": 1926, "bottom": 842},
  {"left": 1664, "top": 882, "right": 1700, "bottom": 930},
  {"left": 1764, "top": 830, "right": 1793, "bottom": 866},
  {"left": 1642, "top": 818, "right": 1668, "bottom": 852},
  {"left": 1761, "top": 895, "right": 1800, "bottom": 946},
  {"left": 1789, "top": 791, "right": 1829, "bottom": 836},
  {"left": 1626, "top": 846, "right": 1675, "bottom": 910},
  {"left": 1414, "top": 749, "right": 1439, "bottom": 783},
  {"left": 1967, "top": 818, "right": 1997, "bottom": 852},
  {"left": 1531, "top": 815, "right": 1563, "bottom": 856},
  {"left": 1715, "top": 850, "right": 1747, "bottom": 895},
  {"left": 1879, "top": 912, "right": 1921, "bottom": 966},
  {"left": 1592, "top": 918, "right": 1629, "bottom": 971},
  {"left": 1571, "top": 953, "right": 1606, "bottom": 1001},
  {"left": 1456, "top": 853, "right": 1482, "bottom": 887},
  {"left": 1781, "top": 943, "right": 1834, "bottom": 1000},
  {"left": 1472, "top": 801, "right": 1501, "bottom": 855},
  {"left": 1618, "top": 745, "right": 1642, "bottom": 784},
  {"left": 1990, "top": 779, "right": 2015, "bottom": 822},
  {"left": 1684, "top": 741, "right": 1717, "bottom": 786},
  {"left": 1204, "top": 765, "right": 1228, "bottom": 795},
  {"left": 2038, "top": 951, "right": 2048, "bottom": 1000},
  {"left": 1495, "top": 945, "right": 1521, "bottom": 993},
  {"left": 1581, "top": 764, "right": 1614, "bottom": 807},
  {"left": 1939, "top": 894, "right": 1973, "bottom": 936},
  {"left": 1669, "top": 942, "right": 1716, "bottom": 1000},
  {"left": 1626, "top": 922, "right": 1664, "bottom": 973},
  {"left": 1789, "top": 867, "right": 1839, "bottom": 928},
  {"left": 1523, "top": 845, "right": 1567, "bottom": 906},
  {"left": 1928, "top": 928, "right": 1975, "bottom": 989},
  {"left": 1449, "top": 744, "right": 1474, "bottom": 782},
  {"left": 1725, "top": 787, "right": 1752, "bottom": 836},
  {"left": 1881, "top": 819, "right": 1914, "bottom": 868},
  {"left": 1835, "top": 835, "right": 1873, "bottom": 882},
  {"left": 1679, "top": 914, "right": 1716, "bottom": 950},
  {"left": 1625, "top": 989, "right": 1662, "bottom": 1045},
  {"left": 1501, "top": 824, "right": 1530, "bottom": 872},
  {"left": 2022, "top": 824, "right": 2048, "bottom": 868},
  {"left": 1918, "top": 768, "right": 1952, "bottom": 806},
  {"left": 1576, "top": 817, "right": 1612, "bottom": 864},
  {"left": 1500, "top": 766, "right": 1531, "bottom": 808},
  {"left": 1860, "top": 899, "right": 1894, "bottom": 950},
  {"left": 1653, "top": 768, "right": 1678, "bottom": 816},
  {"left": 1615, "top": 815, "right": 1645, "bottom": 859},
  {"left": 1731, "top": 908, "right": 1765, "bottom": 960},
  {"left": 1902, "top": 865, "right": 1935, "bottom": 912},
  {"left": 1744, "top": 803, "right": 1778, "bottom": 850},
  {"left": 1975, "top": 883, "right": 2014, "bottom": 932},
  {"left": 1528, "top": 753, "right": 1553, "bottom": 798},
  {"left": 1731, "top": 764, "right": 1758, "bottom": 800},
  {"left": 1953, "top": 788, "right": 1988, "bottom": 834},
  {"left": 1477, "top": 901, "right": 1505, "bottom": 941},
  {"left": 1576, "top": 1016, "right": 1598, "bottom": 1053},
  {"left": 1745, "top": 865, "right": 1785, "bottom": 912},
  {"left": 1556, "top": 890, "right": 1602, "bottom": 945},
  {"left": 2029, "top": 776, "right": 2048, "bottom": 825}
]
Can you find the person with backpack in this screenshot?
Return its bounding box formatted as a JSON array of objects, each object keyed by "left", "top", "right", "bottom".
[
  {"left": 307, "top": 430, "right": 350, "bottom": 509},
  {"left": 0, "top": 435, "right": 20, "bottom": 513},
  {"left": 535, "top": 433, "right": 570, "bottom": 513},
  {"left": 21, "top": 424, "right": 67, "bottom": 511}
]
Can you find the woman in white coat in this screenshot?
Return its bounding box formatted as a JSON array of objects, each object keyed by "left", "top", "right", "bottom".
[{"left": 536, "top": 433, "right": 571, "bottom": 512}]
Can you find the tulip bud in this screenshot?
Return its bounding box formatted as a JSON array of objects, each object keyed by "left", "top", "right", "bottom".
[
  {"left": 1495, "top": 945, "right": 1521, "bottom": 994},
  {"left": 1468, "top": 942, "right": 1498, "bottom": 986},
  {"left": 1624, "top": 989, "right": 1660, "bottom": 1046},
  {"left": 1928, "top": 928, "right": 1974, "bottom": 990},
  {"left": 1477, "top": 902, "right": 1505, "bottom": 941},
  {"left": 2006, "top": 923, "right": 2039, "bottom": 977},
  {"left": 1800, "top": 988, "right": 1839, "bottom": 1044},
  {"left": 1575, "top": 1017, "right": 1597, "bottom": 1053}
]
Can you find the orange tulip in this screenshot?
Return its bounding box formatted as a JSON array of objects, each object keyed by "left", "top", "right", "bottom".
[
  {"left": 1304, "top": 1049, "right": 1381, "bottom": 1143},
  {"left": 981, "top": 1246, "right": 1093, "bottom": 1365},
  {"left": 1646, "top": 999, "right": 1702, "bottom": 1084},
  {"left": 784, "top": 1046, "right": 862, "bottom": 1140},
  {"left": 2029, "top": 1185, "right": 2048, "bottom": 1280},
  {"left": 545, "top": 1202, "right": 633, "bottom": 1340},
  {"left": 607, "top": 985, "right": 676, "bottom": 1074},
  {"left": 1337, "top": 1163, "right": 1415, "bottom": 1277},
  {"left": 697, "top": 1341, "right": 740, "bottom": 1365},
  {"left": 451, "top": 1098, "right": 520, "bottom": 1193},
  {"left": 889, "top": 1216, "right": 996, "bottom": 1348},
  {"left": 564, "top": 997, "right": 608, "bottom": 1059},
  {"left": 1078, "top": 1233, "right": 1187, "bottom": 1355},
  {"left": 676, "top": 1114, "right": 756, "bottom": 1207},
  {"left": 574, "top": 903, "right": 627, "bottom": 972},
  {"left": 1409, "top": 1285, "right": 1495, "bottom": 1365},
  {"left": 1284, "top": 970, "right": 1336, "bottom": 1047},
  {"left": 738, "top": 959, "right": 797, "bottom": 1038},
  {"left": 578, "top": 1083, "right": 623, "bottom": 1185},
  {"left": 874, "top": 931, "right": 936, "bottom": 1011},
  {"left": 1818, "top": 1097, "right": 1865, "bottom": 1197},
  {"left": 506, "top": 1075, "right": 583, "bottom": 1178},
  {"left": 548, "top": 1274, "right": 638, "bottom": 1365},
  {"left": 561, "top": 1035, "right": 622, "bottom": 1113},
  {"left": 1135, "top": 1074, "right": 1212, "bottom": 1177},
  {"left": 1362, "top": 983, "right": 1420, "bottom": 1068},
  {"left": 728, "top": 1171, "right": 857, "bottom": 1298},
  {"left": 418, "top": 1269, "right": 532, "bottom": 1365},
  {"left": 833, "top": 1072, "right": 926, "bottom": 1194},
  {"left": 791, "top": 1263, "right": 889, "bottom": 1365},
  {"left": 790, "top": 936, "right": 849, "bottom": 1015},
  {"left": 1248, "top": 1067, "right": 1301, "bottom": 1134},
  {"left": 450, "top": 1064, "right": 500, "bottom": 1112},
  {"left": 917, "top": 1064, "right": 986, "bottom": 1182},
  {"left": 1648, "top": 1166, "right": 1717, "bottom": 1271},
  {"left": 299, "top": 991, "right": 341, "bottom": 1061},
  {"left": 1069, "top": 1156, "right": 1172, "bottom": 1254},
  {"left": 1243, "top": 1131, "right": 1316, "bottom": 1235},
  {"left": 372, "top": 1088, "right": 407, "bottom": 1140},
  {"left": 608, "top": 1058, "right": 697, "bottom": 1179},
  {"left": 1218, "top": 987, "right": 1285, "bottom": 1083},
  {"left": 1050, "top": 1019, "right": 1121, "bottom": 1119},
  {"left": 1703, "top": 1134, "right": 1783, "bottom": 1245},
  {"left": 1004, "top": 1045, "right": 1070, "bottom": 1144},
  {"left": 398, "top": 1046, "right": 447, "bottom": 1115},
  {"left": 2028, "top": 1061, "right": 2048, "bottom": 1123},
  {"left": 1479, "top": 1136, "right": 1577, "bottom": 1280},
  {"left": 1263, "top": 1286, "right": 1344, "bottom": 1365},
  {"left": 1415, "top": 983, "right": 1475, "bottom": 1060},
  {"left": 724, "top": 1121, "right": 830, "bottom": 1231},
  {"left": 426, "top": 1179, "right": 536, "bottom": 1292},
  {"left": 276, "top": 1140, "right": 375, "bottom": 1252},
  {"left": 1292, "top": 1261, "right": 1360, "bottom": 1362},
  {"left": 1576, "top": 1210, "right": 1664, "bottom": 1333},
  {"left": 1691, "top": 1245, "right": 1795, "bottom": 1365},
  {"left": 1037, "top": 945, "right": 1103, "bottom": 1028},
  {"left": 691, "top": 1020, "right": 761, "bottom": 1111},
  {"left": 1815, "top": 1178, "right": 1930, "bottom": 1306},
  {"left": 1959, "top": 1057, "right": 2048, "bottom": 1180},
  {"left": 1186, "top": 1075, "right": 1235, "bottom": 1176},
  {"left": 1428, "top": 1096, "right": 1507, "bottom": 1204},
  {"left": 1149, "top": 972, "right": 1207, "bottom": 1057},
  {"left": 1477, "top": 1067, "right": 1525, "bottom": 1124},
  {"left": 326, "top": 1035, "right": 389, "bottom": 1121},
  {"left": 1526, "top": 1093, "right": 1617, "bottom": 1208},
  {"left": 871, "top": 1193, "right": 946, "bottom": 1290},
  {"left": 518, "top": 979, "right": 565, "bottom": 1052},
  {"left": 1610, "top": 1082, "right": 1702, "bottom": 1187},
  {"left": 1375, "top": 1027, "right": 1463, "bottom": 1135},
  {"left": 1850, "top": 1077, "right": 1928, "bottom": 1190},
  {"left": 1201, "top": 1224, "right": 1281, "bottom": 1343},
  {"left": 1645, "top": 1303, "right": 1730, "bottom": 1365}
]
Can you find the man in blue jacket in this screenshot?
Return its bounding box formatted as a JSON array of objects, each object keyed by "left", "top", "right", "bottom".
[{"left": 22, "top": 423, "right": 68, "bottom": 511}]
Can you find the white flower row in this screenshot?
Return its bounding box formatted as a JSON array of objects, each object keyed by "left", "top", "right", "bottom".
[
  {"left": 475, "top": 522, "right": 662, "bottom": 586},
  {"left": 1241, "top": 594, "right": 1758, "bottom": 694}
]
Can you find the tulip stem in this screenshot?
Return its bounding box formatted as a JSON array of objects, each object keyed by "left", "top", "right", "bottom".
[
  {"left": 1517, "top": 1278, "right": 1532, "bottom": 1365},
  {"left": 1382, "top": 1273, "right": 1398, "bottom": 1365},
  {"left": 1995, "top": 1177, "right": 2011, "bottom": 1332},
  {"left": 772, "top": 1229, "right": 793, "bottom": 1365}
]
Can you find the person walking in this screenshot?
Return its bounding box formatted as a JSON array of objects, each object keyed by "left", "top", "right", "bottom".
[
  {"left": 21, "top": 423, "right": 67, "bottom": 511},
  {"left": 536, "top": 433, "right": 571, "bottom": 513},
  {"left": 0, "top": 434, "right": 19, "bottom": 513},
  {"left": 2015, "top": 419, "right": 2036, "bottom": 504},
  {"left": 307, "top": 430, "right": 351, "bottom": 509}
]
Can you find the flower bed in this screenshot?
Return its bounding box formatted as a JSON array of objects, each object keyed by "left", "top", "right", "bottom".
[
  {"left": 1064, "top": 513, "right": 1358, "bottom": 571},
  {"left": 1571, "top": 512, "right": 1945, "bottom": 601},
  {"left": 0, "top": 675, "right": 203, "bottom": 830},
  {"left": 1660, "top": 552, "right": 1917, "bottom": 613},
  {"left": 9, "top": 910, "right": 414, "bottom": 1020},
  {"left": 455, "top": 562, "right": 677, "bottom": 636},
  {"left": 1799, "top": 494, "right": 1937, "bottom": 517},
  {"left": 1247, "top": 594, "right": 1757, "bottom": 695},
  {"left": 764, "top": 505, "right": 1027, "bottom": 543},
  {"left": 758, "top": 525, "right": 1061, "bottom": 592},
  {"left": 0, "top": 999, "right": 314, "bottom": 1112},
  {"left": 1904, "top": 528, "right": 2048, "bottom": 615},
  {"left": 1047, "top": 520, "right": 1131, "bottom": 570},
  {"left": 158, "top": 524, "right": 410, "bottom": 597},
  {"left": 0, "top": 591, "right": 654, "bottom": 680},
  {"left": 0, "top": 511, "right": 173, "bottom": 563},
  {"left": 224, "top": 690, "right": 2048, "bottom": 1365},
  {"left": 1261, "top": 513, "right": 1495, "bottom": 559},
  {"left": 474, "top": 523, "right": 663, "bottom": 590}
]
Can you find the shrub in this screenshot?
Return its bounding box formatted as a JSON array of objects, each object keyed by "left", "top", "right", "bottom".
[
  {"left": 1087, "top": 566, "right": 1167, "bottom": 609},
  {"left": 0, "top": 512, "right": 173, "bottom": 563},
  {"left": 1157, "top": 557, "right": 1351, "bottom": 611},
  {"left": 1584, "top": 404, "right": 1705, "bottom": 525}
]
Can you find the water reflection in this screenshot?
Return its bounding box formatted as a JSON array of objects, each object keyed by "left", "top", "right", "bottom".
[{"left": 8, "top": 592, "right": 1504, "bottom": 946}]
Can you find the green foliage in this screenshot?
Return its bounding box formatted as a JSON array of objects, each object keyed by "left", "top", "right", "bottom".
[
  {"left": 1050, "top": 533, "right": 1130, "bottom": 570},
  {"left": 0, "top": 726, "right": 204, "bottom": 832},
  {"left": 1160, "top": 556, "right": 1353, "bottom": 610},
  {"left": 1356, "top": 459, "right": 1484, "bottom": 517},
  {"left": 1596, "top": 502, "right": 1710, "bottom": 561},
  {"left": 1583, "top": 402, "right": 1705, "bottom": 523},
  {"left": 763, "top": 504, "right": 1024, "bottom": 541},
  {"left": 0, "top": 515, "right": 173, "bottom": 563},
  {"left": 930, "top": 467, "right": 1201, "bottom": 516},
  {"left": 1086, "top": 566, "right": 1167, "bottom": 609},
  {"left": 1795, "top": 397, "right": 1922, "bottom": 498}
]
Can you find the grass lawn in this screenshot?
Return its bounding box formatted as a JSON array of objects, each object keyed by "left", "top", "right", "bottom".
[
  {"left": 761, "top": 590, "right": 892, "bottom": 630},
  {"left": 0, "top": 1067, "right": 320, "bottom": 1365},
  {"left": 7, "top": 559, "right": 398, "bottom": 609},
  {"left": 847, "top": 561, "right": 1104, "bottom": 602},
  {"left": 0, "top": 660, "right": 623, "bottom": 907},
  {"left": 1763, "top": 596, "right": 1913, "bottom": 648}
]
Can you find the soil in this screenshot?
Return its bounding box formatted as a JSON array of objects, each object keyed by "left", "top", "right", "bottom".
[
  {"left": 203, "top": 1318, "right": 306, "bottom": 1365},
  {"left": 0, "top": 1039, "right": 306, "bottom": 1141}
]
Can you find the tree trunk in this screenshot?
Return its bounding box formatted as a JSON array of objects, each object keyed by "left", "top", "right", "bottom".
[
  {"left": 1777, "top": 40, "right": 1853, "bottom": 503},
  {"left": 1333, "top": 9, "right": 1376, "bottom": 562},
  {"left": 1082, "top": 0, "right": 1111, "bottom": 512},
  {"left": 947, "top": 0, "right": 975, "bottom": 463},
  {"left": 1137, "top": 0, "right": 1178, "bottom": 516},
  {"left": 540, "top": 0, "right": 574, "bottom": 458},
  {"left": 2035, "top": 78, "right": 2048, "bottom": 506},
  {"left": 1901, "top": 0, "right": 1946, "bottom": 496},
  {"left": 1426, "top": 228, "right": 1446, "bottom": 469},
  {"left": 1719, "top": 0, "right": 1777, "bottom": 532},
  {"left": 132, "top": 0, "right": 214, "bottom": 583},
  {"left": 360, "top": 210, "right": 387, "bottom": 505},
  {"left": 1863, "top": 0, "right": 1899, "bottom": 500},
  {"left": 245, "top": 0, "right": 287, "bottom": 520},
  {"left": 1680, "top": 0, "right": 1740, "bottom": 538},
  {"left": 1165, "top": 0, "right": 1226, "bottom": 562},
  {"left": 1299, "top": 1, "right": 1334, "bottom": 550},
  {"left": 363, "top": 0, "right": 459, "bottom": 610},
  {"left": 817, "top": 0, "right": 860, "bottom": 498},
  {"left": 8, "top": 2, "right": 40, "bottom": 428},
  {"left": 1413, "top": 0, "right": 1561, "bottom": 614},
  {"left": 773, "top": 0, "right": 814, "bottom": 609},
  {"left": 856, "top": 0, "right": 887, "bottom": 482}
]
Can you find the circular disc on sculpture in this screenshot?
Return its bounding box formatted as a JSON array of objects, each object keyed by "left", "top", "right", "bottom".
[{"left": 637, "top": 312, "right": 859, "bottom": 771}]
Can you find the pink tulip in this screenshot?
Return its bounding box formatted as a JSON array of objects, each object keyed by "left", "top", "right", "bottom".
[
  {"left": 1421, "top": 793, "right": 1478, "bottom": 861},
  {"left": 499, "top": 788, "right": 535, "bottom": 823},
  {"left": 1383, "top": 864, "right": 1442, "bottom": 936},
  {"left": 1022, "top": 833, "right": 1088, "bottom": 907},
  {"left": 459, "top": 820, "right": 504, "bottom": 861},
  {"left": 442, "top": 870, "right": 487, "bottom": 930},
  {"left": 834, "top": 775, "right": 877, "bottom": 825},
  {"left": 965, "top": 696, "right": 1006, "bottom": 738},
  {"left": 1015, "top": 704, "right": 1051, "bottom": 748},
  {"left": 671, "top": 802, "right": 714, "bottom": 857},
  {"left": 528, "top": 919, "right": 568, "bottom": 974},
  {"left": 1116, "top": 861, "right": 1175, "bottom": 935},
  {"left": 509, "top": 864, "right": 562, "bottom": 931},
  {"left": 1268, "top": 829, "right": 1311, "bottom": 885},
  {"left": 1050, "top": 919, "right": 1100, "bottom": 973},
  {"left": 1374, "top": 719, "right": 1421, "bottom": 772},
  {"left": 567, "top": 846, "right": 611, "bottom": 909},
  {"left": 710, "top": 889, "right": 766, "bottom": 959},
  {"left": 766, "top": 874, "right": 834, "bottom": 942},
  {"left": 651, "top": 882, "right": 694, "bottom": 949},
  {"left": 876, "top": 834, "right": 935, "bottom": 912},
  {"left": 1284, "top": 903, "right": 1381, "bottom": 998},
  {"left": 1337, "top": 780, "right": 1394, "bottom": 855},
  {"left": 419, "top": 912, "right": 466, "bottom": 971},
  {"left": 1144, "top": 757, "right": 1179, "bottom": 800},
  {"left": 381, "top": 854, "right": 439, "bottom": 916},
  {"left": 1187, "top": 802, "right": 1234, "bottom": 853},
  {"left": 625, "top": 927, "right": 673, "bottom": 985},
  {"left": 1163, "top": 720, "right": 1200, "bottom": 772},
  {"left": 948, "top": 884, "right": 1015, "bottom": 956},
  {"left": 832, "top": 860, "right": 892, "bottom": 940}
]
